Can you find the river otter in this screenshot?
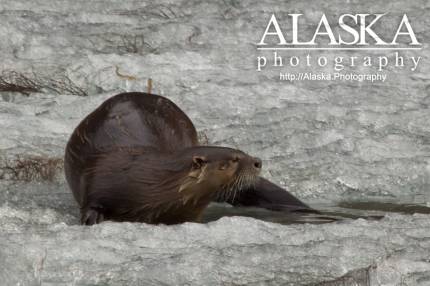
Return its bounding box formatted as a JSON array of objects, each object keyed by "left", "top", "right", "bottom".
[
  {"left": 65, "top": 92, "right": 316, "bottom": 225},
  {"left": 79, "top": 146, "right": 261, "bottom": 225}
]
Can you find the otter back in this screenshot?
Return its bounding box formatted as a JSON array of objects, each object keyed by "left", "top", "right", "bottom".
[{"left": 64, "top": 92, "right": 198, "bottom": 205}]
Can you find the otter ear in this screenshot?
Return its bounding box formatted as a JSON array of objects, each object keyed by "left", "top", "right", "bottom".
[
  {"left": 179, "top": 157, "right": 207, "bottom": 193},
  {"left": 192, "top": 156, "right": 206, "bottom": 169},
  {"left": 187, "top": 156, "right": 206, "bottom": 179}
]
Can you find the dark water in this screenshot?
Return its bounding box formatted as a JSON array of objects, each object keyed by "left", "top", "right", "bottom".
[{"left": 201, "top": 201, "right": 430, "bottom": 225}]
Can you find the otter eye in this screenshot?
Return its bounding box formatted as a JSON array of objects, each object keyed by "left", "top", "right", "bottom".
[
  {"left": 231, "top": 156, "right": 240, "bottom": 163},
  {"left": 219, "top": 162, "right": 229, "bottom": 170}
]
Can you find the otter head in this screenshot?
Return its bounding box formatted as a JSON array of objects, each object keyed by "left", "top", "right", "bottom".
[{"left": 179, "top": 146, "right": 262, "bottom": 203}]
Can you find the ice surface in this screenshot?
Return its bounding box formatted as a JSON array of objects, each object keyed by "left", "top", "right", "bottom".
[
  {"left": 0, "top": 0, "right": 429, "bottom": 285},
  {"left": 1, "top": 205, "right": 430, "bottom": 285}
]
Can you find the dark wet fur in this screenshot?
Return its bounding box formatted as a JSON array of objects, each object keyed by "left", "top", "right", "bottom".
[
  {"left": 216, "top": 177, "right": 320, "bottom": 214},
  {"left": 80, "top": 146, "right": 260, "bottom": 224}
]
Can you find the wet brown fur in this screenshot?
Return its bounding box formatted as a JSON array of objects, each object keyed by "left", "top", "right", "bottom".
[{"left": 80, "top": 146, "right": 260, "bottom": 224}]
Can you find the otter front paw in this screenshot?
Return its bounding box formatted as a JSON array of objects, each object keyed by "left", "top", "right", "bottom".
[{"left": 81, "top": 208, "right": 104, "bottom": 225}]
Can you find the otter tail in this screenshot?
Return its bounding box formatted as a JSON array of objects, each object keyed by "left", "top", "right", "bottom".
[{"left": 216, "top": 177, "right": 320, "bottom": 214}]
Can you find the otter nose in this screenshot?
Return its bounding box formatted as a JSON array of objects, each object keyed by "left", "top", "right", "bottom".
[{"left": 253, "top": 157, "right": 262, "bottom": 169}]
